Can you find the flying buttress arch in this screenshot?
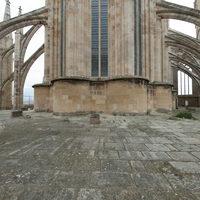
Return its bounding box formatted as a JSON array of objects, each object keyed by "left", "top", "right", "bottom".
[
  {"left": 0, "top": 7, "right": 48, "bottom": 40},
  {"left": 157, "top": 1, "right": 200, "bottom": 27},
  {"left": 0, "top": 45, "right": 44, "bottom": 107}
]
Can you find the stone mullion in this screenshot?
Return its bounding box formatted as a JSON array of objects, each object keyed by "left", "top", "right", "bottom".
[
  {"left": 108, "top": 0, "right": 114, "bottom": 77},
  {"left": 73, "top": 1, "right": 77, "bottom": 76},
  {"left": 101, "top": 0, "right": 108, "bottom": 77},
  {"left": 134, "top": 0, "right": 137, "bottom": 76},
  {"left": 48, "top": 0, "right": 54, "bottom": 80},
  {"left": 155, "top": 16, "right": 162, "bottom": 82},
  {"left": 44, "top": 25, "right": 50, "bottom": 82},
  {"left": 125, "top": 0, "right": 133, "bottom": 76},
  {"left": 43, "top": 0, "right": 52, "bottom": 82},
  {"left": 115, "top": 0, "right": 120, "bottom": 76},
  {"left": 149, "top": 0, "right": 156, "bottom": 82},
  {"left": 141, "top": 0, "right": 145, "bottom": 77},
  {"left": 121, "top": 0, "right": 124, "bottom": 76},
  {"left": 134, "top": 0, "right": 142, "bottom": 77},
  {"left": 0, "top": 55, "right": 3, "bottom": 86},
  {"left": 79, "top": 1, "right": 83, "bottom": 76},
  {"left": 86, "top": 0, "right": 91, "bottom": 77},
  {"left": 91, "top": 0, "right": 99, "bottom": 77},
  {"left": 138, "top": 0, "right": 142, "bottom": 76},
  {"left": 53, "top": 0, "right": 59, "bottom": 79},
  {"left": 98, "top": 0, "right": 102, "bottom": 77},
  {"left": 162, "top": 19, "right": 171, "bottom": 83},
  {"left": 60, "top": 0, "right": 66, "bottom": 77},
  {"left": 0, "top": 55, "right": 3, "bottom": 109},
  {"left": 143, "top": 0, "right": 150, "bottom": 79}
]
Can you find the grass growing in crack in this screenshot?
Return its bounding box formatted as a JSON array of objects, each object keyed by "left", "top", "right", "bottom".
[{"left": 175, "top": 111, "right": 194, "bottom": 119}]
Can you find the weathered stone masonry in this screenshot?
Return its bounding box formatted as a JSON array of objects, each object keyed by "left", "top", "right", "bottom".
[
  {"left": 0, "top": 0, "right": 199, "bottom": 114},
  {"left": 34, "top": 0, "right": 174, "bottom": 114}
]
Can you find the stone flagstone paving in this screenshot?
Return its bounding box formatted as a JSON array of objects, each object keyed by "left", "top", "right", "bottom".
[{"left": 0, "top": 111, "right": 200, "bottom": 199}]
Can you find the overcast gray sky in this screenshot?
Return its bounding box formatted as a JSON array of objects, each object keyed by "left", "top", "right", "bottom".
[{"left": 0, "top": 0, "right": 196, "bottom": 97}]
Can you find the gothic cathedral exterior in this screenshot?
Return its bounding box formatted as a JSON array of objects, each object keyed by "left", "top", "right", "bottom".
[{"left": 33, "top": 0, "right": 175, "bottom": 114}]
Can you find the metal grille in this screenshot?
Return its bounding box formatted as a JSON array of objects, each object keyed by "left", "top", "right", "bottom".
[
  {"left": 92, "top": 0, "right": 99, "bottom": 76},
  {"left": 178, "top": 69, "right": 193, "bottom": 95},
  {"left": 91, "top": 0, "right": 108, "bottom": 77},
  {"left": 101, "top": 0, "right": 108, "bottom": 77},
  {"left": 134, "top": 0, "right": 142, "bottom": 76}
]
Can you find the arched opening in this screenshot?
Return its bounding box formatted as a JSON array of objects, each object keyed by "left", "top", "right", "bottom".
[
  {"left": 24, "top": 26, "right": 44, "bottom": 62},
  {"left": 166, "top": 0, "right": 194, "bottom": 8},
  {"left": 158, "top": 0, "right": 200, "bottom": 108},
  {"left": 22, "top": 25, "right": 44, "bottom": 107},
  {"left": 177, "top": 68, "right": 200, "bottom": 107},
  {"left": 178, "top": 68, "right": 193, "bottom": 96},
  {"left": 169, "top": 20, "right": 196, "bottom": 37},
  {"left": 23, "top": 54, "right": 44, "bottom": 108},
  {"left": 167, "top": 0, "right": 196, "bottom": 37}
]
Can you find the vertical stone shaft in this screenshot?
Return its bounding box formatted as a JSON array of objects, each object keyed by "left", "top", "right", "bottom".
[
  {"left": 195, "top": 0, "right": 200, "bottom": 39},
  {"left": 13, "top": 7, "right": 23, "bottom": 110},
  {"left": 4, "top": 0, "right": 11, "bottom": 21},
  {"left": 0, "top": 0, "right": 13, "bottom": 109},
  {"left": 13, "top": 31, "right": 21, "bottom": 110}
]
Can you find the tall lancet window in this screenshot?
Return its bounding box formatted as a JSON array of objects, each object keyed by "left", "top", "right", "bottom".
[{"left": 92, "top": 0, "right": 108, "bottom": 77}]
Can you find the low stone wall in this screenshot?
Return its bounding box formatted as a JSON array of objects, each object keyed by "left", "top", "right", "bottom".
[
  {"left": 152, "top": 83, "right": 174, "bottom": 112},
  {"left": 147, "top": 83, "right": 174, "bottom": 113},
  {"left": 33, "top": 84, "right": 50, "bottom": 112},
  {"left": 33, "top": 78, "right": 174, "bottom": 114},
  {"left": 178, "top": 96, "right": 200, "bottom": 107}
]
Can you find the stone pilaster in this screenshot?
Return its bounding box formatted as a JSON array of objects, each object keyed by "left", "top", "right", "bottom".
[{"left": 12, "top": 7, "right": 23, "bottom": 115}]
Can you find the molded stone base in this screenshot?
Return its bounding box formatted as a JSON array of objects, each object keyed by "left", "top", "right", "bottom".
[
  {"left": 33, "top": 78, "right": 174, "bottom": 114},
  {"left": 33, "top": 83, "right": 51, "bottom": 112},
  {"left": 148, "top": 82, "right": 174, "bottom": 113}
]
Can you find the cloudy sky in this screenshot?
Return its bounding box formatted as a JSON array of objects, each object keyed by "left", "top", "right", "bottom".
[{"left": 0, "top": 0, "right": 196, "bottom": 98}]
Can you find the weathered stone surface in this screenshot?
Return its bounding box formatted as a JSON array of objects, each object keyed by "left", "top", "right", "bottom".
[
  {"left": 170, "top": 162, "right": 200, "bottom": 174},
  {"left": 167, "top": 152, "right": 199, "bottom": 162},
  {"left": 11, "top": 110, "right": 23, "bottom": 118},
  {"left": 77, "top": 189, "right": 102, "bottom": 200},
  {"left": 0, "top": 111, "right": 200, "bottom": 199},
  {"left": 90, "top": 113, "right": 101, "bottom": 125},
  {"left": 0, "top": 0, "right": 199, "bottom": 114}
]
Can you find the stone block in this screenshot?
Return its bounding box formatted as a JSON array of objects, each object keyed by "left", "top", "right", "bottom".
[
  {"left": 170, "top": 162, "right": 200, "bottom": 174},
  {"left": 167, "top": 152, "right": 199, "bottom": 162},
  {"left": 90, "top": 113, "right": 101, "bottom": 125},
  {"left": 11, "top": 110, "right": 23, "bottom": 118}
]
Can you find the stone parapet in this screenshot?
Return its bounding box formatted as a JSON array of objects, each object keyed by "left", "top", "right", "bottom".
[{"left": 147, "top": 82, "right": 174, "bottom": 113}]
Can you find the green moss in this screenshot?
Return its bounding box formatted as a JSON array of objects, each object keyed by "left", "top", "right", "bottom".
[{"left": 175, "top": 111, "right": 193, "bottom": 119}]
